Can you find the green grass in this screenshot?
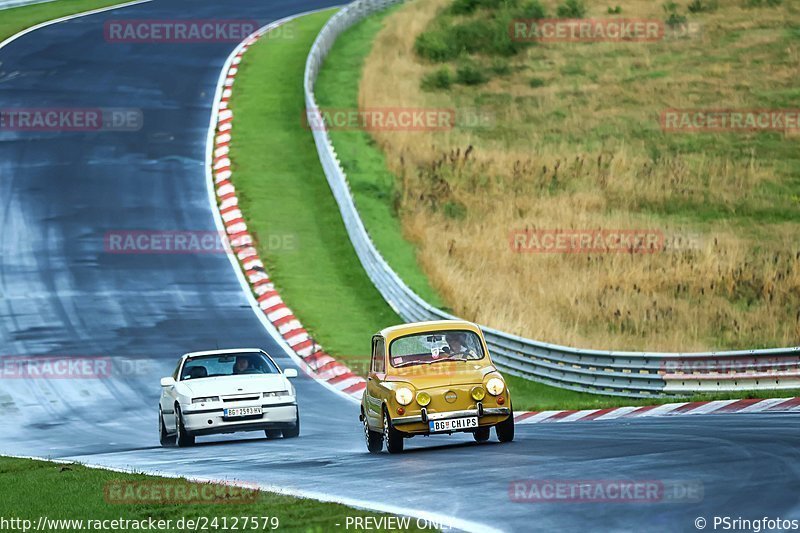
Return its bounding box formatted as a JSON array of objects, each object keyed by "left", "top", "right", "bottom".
[
  {"left": 0, "top": 0, "right": 129, "bottom": 42},
  {"left": 0, "top": 457, "right": 430, "bottom": 532},
  {"left": 314, "top": 8, "right": 444, "bottom": 308}
]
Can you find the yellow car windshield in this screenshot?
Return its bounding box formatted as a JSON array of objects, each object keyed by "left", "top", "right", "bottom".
[{"left": 389, "top": 330, "right": 485, "bottom": 368}]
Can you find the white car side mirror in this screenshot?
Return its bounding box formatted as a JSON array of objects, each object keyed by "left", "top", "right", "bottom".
[
  {"left": 284, "top": 368, "right": 298, "bottom": 378},
  {"left": 160, "top": 377, "right": 176, "bottom": 387}
]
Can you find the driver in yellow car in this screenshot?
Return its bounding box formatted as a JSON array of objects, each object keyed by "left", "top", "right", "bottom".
[{"left": 445, "top": 332, "right": 478, "bottom": 359}]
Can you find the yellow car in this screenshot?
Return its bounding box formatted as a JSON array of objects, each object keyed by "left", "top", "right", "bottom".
[{"left": 359, "top": 320, "right": 514, "bottom": 453}]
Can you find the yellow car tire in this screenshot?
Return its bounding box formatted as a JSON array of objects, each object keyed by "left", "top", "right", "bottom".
[
  {"left": 363, "top": 413, "right": 383, "bottom": 453},
  {"left": 496, "top": 410, "right": 515, "bottom": 443},
  {"left": 383, "top": 411, "right": 404, "bottom": 454},
  {"left": 473, "top": 427, "right": 490, "bottom": 442}
]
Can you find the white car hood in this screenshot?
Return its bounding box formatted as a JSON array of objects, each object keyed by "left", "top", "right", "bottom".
[{"left": 180, "top": 374, "right": 290, "bottom": 397}]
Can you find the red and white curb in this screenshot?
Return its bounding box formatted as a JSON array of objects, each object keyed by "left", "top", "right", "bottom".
[
  {"left": 209, "top": 22, "right": 366, "bottom": 401},
  {"left": 514, "top": 396, "right": 800, "bottom": 424}
]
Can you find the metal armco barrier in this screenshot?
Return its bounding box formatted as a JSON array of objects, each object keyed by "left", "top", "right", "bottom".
[{"left": 303, "top": 0, "right": 800, "bottom": 397}]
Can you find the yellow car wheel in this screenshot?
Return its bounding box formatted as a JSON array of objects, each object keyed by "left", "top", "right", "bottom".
[
  {"left": 363, "top": 412, "right": 383, "bottom": 454},
  {"left": 473, "top": 427, "right": 490, "bottom": 443},
  {"left": 383, "top": 410, "right": 404, "bottom": 454},
  {"left": 496, "top": 407, "right": 515, "bottom": 443}
]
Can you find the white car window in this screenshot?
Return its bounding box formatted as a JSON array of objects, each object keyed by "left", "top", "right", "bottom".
[{"left": 180, "top": 352, "right": 279, "bottom": 380}]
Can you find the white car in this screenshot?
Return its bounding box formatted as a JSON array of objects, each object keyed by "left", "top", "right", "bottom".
[{"left": 158, "top": 349, "right": 299, "bottom": 446}]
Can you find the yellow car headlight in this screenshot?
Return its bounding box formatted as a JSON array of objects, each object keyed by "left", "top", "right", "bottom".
[
  {"left": 471, "top": 386, "right": 486, "bottom": 401},
  {"left": 416, "top": 391, "right": 431, "bottom": 406},
  {"left": 486, "top": 377, "right": 505, "bottom": 396},
  {"left": 395, "top": 387, "right": 413, "bottom": 406}
]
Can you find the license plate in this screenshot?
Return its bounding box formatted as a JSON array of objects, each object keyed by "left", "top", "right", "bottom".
[
  {"left": 429, "top": 416, "right": 478, "bottom": 432},
  {"left": 223, "top": 407, "right": 262, "bottom": 418}
]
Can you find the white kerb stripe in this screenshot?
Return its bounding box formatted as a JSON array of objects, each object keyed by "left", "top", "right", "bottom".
[
  {"left": 557, "top": 409, "right": 599, "bottom": 422},
  {"left": 688, "top": 399, "right": 740, "bottom": 415},
  {"left": 517, "top": 411, "right": 561, "bottom": 424},
  {"left": 594, "top": 406, "right": 639, "bottom": 420},
  {"left": 296, "top": 345, "right": 315, "bottom": 357},
  {"left": 253, "top": 283, "right": 274, "bottom": 295},
  {"left": 331, "top": 376, "right": 363, "bottom": 390},
  {"left": 247, "top": 271, "right": 269, "bottom": 284},
  {"left": 259, "top": 296, "right": 283, "bottom": 309},
  {"left": 641, "top": 402, "right": 688, "bottom": 417},
  {"left": 219, "top": 196, "right": 238, "bottom": 210},
  {"left": 266, "top": 307, "right": 292, "bottom": 322},
  {"left": 755, "top": 397, "right": 800, "bottom": 412}
]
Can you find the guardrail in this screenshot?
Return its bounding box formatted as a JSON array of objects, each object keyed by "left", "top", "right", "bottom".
[{"left": 303, "top": 0, "right": 800, "bottom": 397}]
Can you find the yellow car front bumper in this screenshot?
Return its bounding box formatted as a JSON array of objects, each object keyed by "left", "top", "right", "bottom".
[{"left": 391, "top": 406, "right": 511, "bottom": 434}]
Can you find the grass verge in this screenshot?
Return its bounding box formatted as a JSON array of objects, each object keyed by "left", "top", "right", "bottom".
[
  {"left": 0, "top": 0, "right": 131, "bottom": 42},
  {"left": 0, "top": 456, "right": 430, "bottom": 532},
  {"left": 229, "top": 7, "right": 800, "bottom": 410}
]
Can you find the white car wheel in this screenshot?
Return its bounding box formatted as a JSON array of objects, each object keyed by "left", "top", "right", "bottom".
[
  {"left": 159, "top": 408, "right": 175, "bottom": 447},
  {"left": 175, "top": 406, "right": 195, "bottom": 447}
]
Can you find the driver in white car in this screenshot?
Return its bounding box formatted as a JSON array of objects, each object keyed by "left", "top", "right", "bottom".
[{"left": 233, "top": 356, "right": 253, "bottom": 374}]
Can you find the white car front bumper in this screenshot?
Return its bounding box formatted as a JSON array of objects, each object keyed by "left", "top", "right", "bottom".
[{"left": 182, "top": 399, "right": 297, "bottom": 436}]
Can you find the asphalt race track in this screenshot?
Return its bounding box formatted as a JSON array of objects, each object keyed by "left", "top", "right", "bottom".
[{"left": 1, "top": 1, "right": 799, "bottom": 531}]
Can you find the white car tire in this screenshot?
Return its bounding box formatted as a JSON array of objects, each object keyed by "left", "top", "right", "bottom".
[
  {"left": 282, "top": 409, "right": 300, "bottom": 439},
  {"left": 159, "top": 408, "right": 175, "bottom": 447},
  {"left": 175, "top": 406, "right": 195, "bottom": 447}
]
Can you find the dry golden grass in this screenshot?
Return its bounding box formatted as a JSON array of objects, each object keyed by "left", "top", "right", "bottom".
[{"left": 359, "top": 0, "right": 800, "bottom": 351}]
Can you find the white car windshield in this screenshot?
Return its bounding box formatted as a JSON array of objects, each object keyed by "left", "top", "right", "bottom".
[
  {"left": 389, "top": 330, "right": 485, "bottom": 368},
  {"left": 180, "top": 352, "right": 279, "bottom": 380}
]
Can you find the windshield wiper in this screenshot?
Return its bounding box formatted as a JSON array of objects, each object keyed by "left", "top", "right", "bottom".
[
  {"left": 429, "top": 356, "right": 467, "bottom": 364},
  {"left": 393, "top": 360, "right": 430, "bottom": 367}
]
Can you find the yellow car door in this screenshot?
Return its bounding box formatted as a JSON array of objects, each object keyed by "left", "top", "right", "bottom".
[{"left": 365, "top": 334, "right": 387, "bottom": 429}]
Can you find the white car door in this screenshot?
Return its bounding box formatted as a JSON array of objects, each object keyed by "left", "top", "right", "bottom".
[{"left": 160, "top": 360, "right": 183, "bottom": 429}]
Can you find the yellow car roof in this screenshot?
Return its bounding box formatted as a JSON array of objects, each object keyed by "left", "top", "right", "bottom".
[{"left": 379, "top": 320, "right": 482, "bottom": 343}]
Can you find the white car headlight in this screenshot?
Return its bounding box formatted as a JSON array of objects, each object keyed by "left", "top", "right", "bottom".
[
  {"left": 192, "top": 396, "right": 219, "bottom": 404},
  {"left": 486, "top": 377, "right": 505, "bottom": 396},
  {"left": 263, "top": 391, "right": 290, "bottom": 398},
  {"left": 395, "top": 387, "right": 413, "bottom": 406}
]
